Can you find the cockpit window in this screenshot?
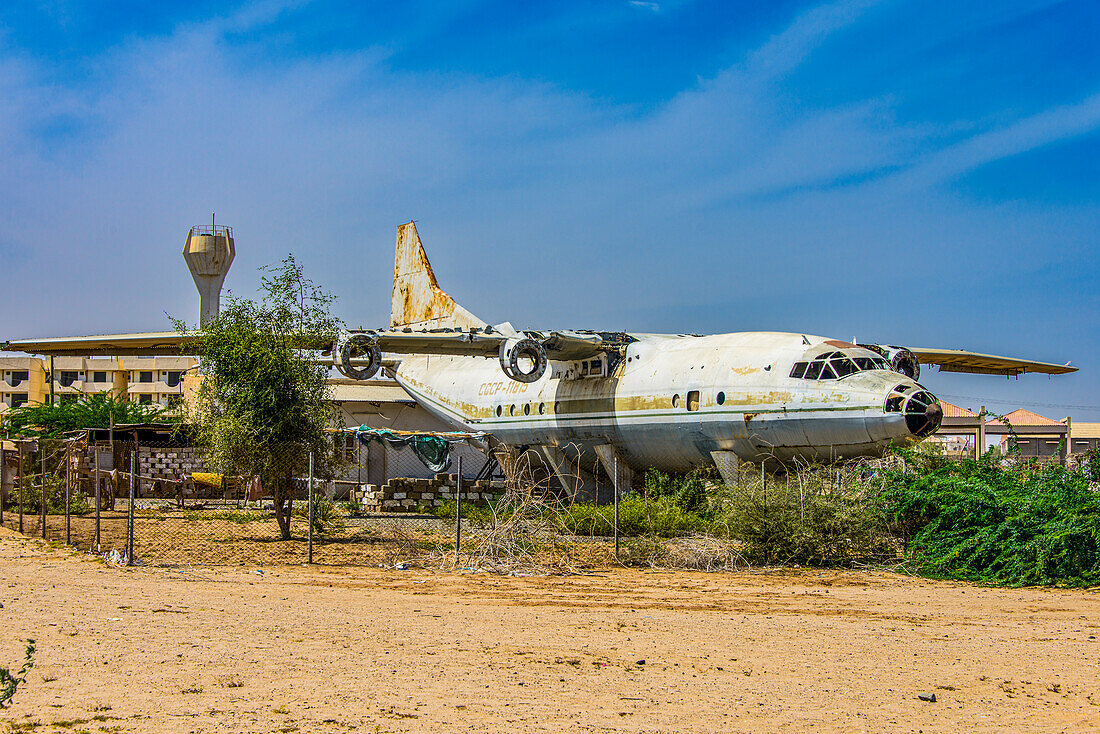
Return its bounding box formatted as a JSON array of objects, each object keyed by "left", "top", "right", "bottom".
[{"left": 791, "top": 350, "right": 892, "bottom": 381}]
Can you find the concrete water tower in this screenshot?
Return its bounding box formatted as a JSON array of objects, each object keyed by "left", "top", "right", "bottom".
[{"left": 183, "top": 220, "right": 235, "bottom": 326}]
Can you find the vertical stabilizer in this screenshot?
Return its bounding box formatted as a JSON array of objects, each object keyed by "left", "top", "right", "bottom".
[{"left": 391, "top": 222, "right": 486, "bottom": 330}]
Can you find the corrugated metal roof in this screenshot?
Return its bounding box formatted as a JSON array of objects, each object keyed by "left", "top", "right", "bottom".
[
  {"left": 1071, "top": 422, "right": 1100, "bottom": 439},
  {"left": 939, "top": 400, "right": 977, "bottom": 419},
  {"left": 988, "top": 408, "right": 1063, "bottom": 426}
]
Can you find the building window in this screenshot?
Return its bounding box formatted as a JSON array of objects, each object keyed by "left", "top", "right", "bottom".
[
  {"left": 59, "top": 370, "right": 79, "bottom": 387},
  {"left": 139, "top": 394, "right": 153, "bottom": 404},
  {"left": 166, "top": 371, "right": 183, "bottom": 388},
  {"left": 9, "top": 370, "right": 28, "bottom": 387},
  {"left": 139, "top": 371, "right": 154, "bottom": 383},
  {"left": 10, "top": 393, "right": 29, "bottom": 408},
  {"left": 93, "top": 371, "right": 108, "bottom": 383}
]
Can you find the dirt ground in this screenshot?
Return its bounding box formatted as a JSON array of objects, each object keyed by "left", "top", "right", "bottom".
[{"left": 2, "top": 528, "right": 1099, "bottom": 733}]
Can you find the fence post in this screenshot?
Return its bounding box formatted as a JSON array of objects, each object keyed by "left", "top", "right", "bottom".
[
  {"left": 94, "top": 443, "right": 101, "bottom": 551},
  {"left": 40, "top": 442, "right": 47, "bottom": 540},
  {"left": 307, "top": 451, "right": 314, "bottom": 565},
  {"left": 613, "top": 454, "right": 620, "bottom": 560},
  {"left": 18, "top": 441, "right": 24, "bottom": 534},
  {"left": 65, "top": 442, "right": 71, "bottom": 546},
  {"left": 454, "top": 456, "right": 463, "bottom": 563},
  {"left": 128, "top": 443, "right": 136, "bottom": 566}
]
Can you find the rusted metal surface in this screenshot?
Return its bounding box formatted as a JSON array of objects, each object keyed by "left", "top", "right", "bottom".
[{"left": 390, "top": 222, "right": 485, "bottom": 330}]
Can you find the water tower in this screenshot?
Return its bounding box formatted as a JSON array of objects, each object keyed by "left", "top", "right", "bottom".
[{"left": 183, "top": 221, "right": 235, "bottom": 326}]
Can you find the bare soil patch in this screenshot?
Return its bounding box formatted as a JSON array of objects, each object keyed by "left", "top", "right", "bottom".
[{"left": 2, "top": 527, "right": 1099, "bottom": 733}]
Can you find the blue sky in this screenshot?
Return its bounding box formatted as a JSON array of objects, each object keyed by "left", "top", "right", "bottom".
[{"left": 0, "top": 0, "right": 1098, "bottom": 418}]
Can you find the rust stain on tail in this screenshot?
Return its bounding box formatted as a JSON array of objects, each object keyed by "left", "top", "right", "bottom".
[{"left": 391, "top": 222, "right": 486, "bottom": 330}]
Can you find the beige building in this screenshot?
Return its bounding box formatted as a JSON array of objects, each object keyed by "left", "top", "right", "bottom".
[
  {"left": 0, "top": 357, "right": 49, "bottom": 410},
  {"left": 124, "top": 357, "right": 194, "bottom": 407},
  {"left": 0, "top": 355, "right": 197, "bottom": 414},
  {"left": 928, "top": 402, "right": 1100, "bottom": 463}
]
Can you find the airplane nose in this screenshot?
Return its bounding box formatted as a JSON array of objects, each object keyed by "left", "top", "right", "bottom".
[{"left": 904, "top": 390, "right": 943, "bottom": 437}]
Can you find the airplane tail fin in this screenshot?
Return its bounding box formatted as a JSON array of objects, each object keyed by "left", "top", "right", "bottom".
[{"left": 390, "top": 222, "right": 487, "bottom": 330}]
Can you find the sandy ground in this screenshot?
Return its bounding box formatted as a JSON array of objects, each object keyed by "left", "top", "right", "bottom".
[{"left": 2, "top": 528, "right": 1099, "bottom": 733}]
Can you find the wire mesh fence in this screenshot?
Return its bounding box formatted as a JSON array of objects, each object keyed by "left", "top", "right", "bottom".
[{"left": 1, "top": 433, "right": 913, "bottom": 572}]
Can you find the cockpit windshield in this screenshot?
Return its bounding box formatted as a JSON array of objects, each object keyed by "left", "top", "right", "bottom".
[{"left": 789, "top": 350, "right": 891, "bottom": 380}]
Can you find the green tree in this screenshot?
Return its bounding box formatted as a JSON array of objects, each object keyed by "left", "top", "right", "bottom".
[
  {"left": 177, "top": 254, "right": 343, "bottom": 539},
  {"left": 1, "top": 392, "right": 173, "bottom": 439}
]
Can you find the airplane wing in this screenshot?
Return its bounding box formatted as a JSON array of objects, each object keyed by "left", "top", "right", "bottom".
[
  {"left": 908, "top": 347, "right": 1077, "bottom": 376},
  {"left": 3, "top": 328, "right": 610, "bottom": 358},
  {"left": 2, "top": 331, "right": 196, "bottom": 357}
]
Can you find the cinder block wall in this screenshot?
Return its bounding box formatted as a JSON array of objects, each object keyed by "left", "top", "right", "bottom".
[{"left": 355, "top": 473, "right": 504, "bottom": 512}]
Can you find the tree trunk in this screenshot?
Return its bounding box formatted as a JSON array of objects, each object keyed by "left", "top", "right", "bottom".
[{"left": 274, "top": 474, "right": 294, "bottom": 540}]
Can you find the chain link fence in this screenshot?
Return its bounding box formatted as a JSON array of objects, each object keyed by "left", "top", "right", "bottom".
[{"left": 1, "top": 433, "right": 910, "bottom": 572}]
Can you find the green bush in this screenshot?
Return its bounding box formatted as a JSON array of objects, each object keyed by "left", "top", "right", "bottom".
[
  {"left": 641, "top": 468, "right": 718, "bottom": 518},
  {"left": 556, "top": 495, "right": 710, "bottom": 537},
  {"left": 432, "top": 499, "right": 499, "bottom": 526},
  {"left": 879, "top": 448, "right": 1100, "bottom": 586},
  {"left": 292, "top": 495, "right": 346, "bottom": 534},
  {"left": 13, "top": 473, "right": 90, "bottom": 516},
  {"left": 712, "top": 472, "right": 892, "bottom": 565}
]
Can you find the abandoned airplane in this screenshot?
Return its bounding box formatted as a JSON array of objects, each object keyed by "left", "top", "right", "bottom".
[{"left": 3, "top": 222, "right": 1077, "bottom": 487}]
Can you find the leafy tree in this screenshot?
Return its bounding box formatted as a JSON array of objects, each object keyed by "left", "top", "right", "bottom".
[
  {"left": 1, "top": 392, "right": 173, "bottom": 439},
  {"left": 177, "top": 254, "right": 343, "bottom": 539}
]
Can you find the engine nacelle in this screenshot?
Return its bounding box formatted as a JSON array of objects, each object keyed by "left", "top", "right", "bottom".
[
  {"left": 859, "top": 344, "right": 920, "bottom": 381},
  {"left": 334, "top": 332, "right": 382, "bottom": 380},
  {"left": 499, "top": 337, "right": 547, "bottom": 383}
]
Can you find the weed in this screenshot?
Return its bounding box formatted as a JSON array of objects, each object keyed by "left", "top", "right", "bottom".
[{"left": 0, "top": 639, "right": 36, "bottom": 709}]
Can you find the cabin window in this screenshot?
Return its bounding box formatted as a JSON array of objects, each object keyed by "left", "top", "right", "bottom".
[
  {"left": 509, "top": 404, "right": 516, "bottom": 416},
  {"left": 687, "top": 390, "right": 700, "bottom": 412},
  {"left": 672, "top": 394, "right": 680, "bottom": 408},
  {"left": 580, "top": 361, "right": 590, "bottom": 376},
  {"left": 589, "top": 359, "right": 602, "bottom": 376},
  {"left": 716, "top": 391, "right": 725, "bottom": 405},
  {"left": 818, "top": 362, "right": 837, "bottom": 380},
  {"left": 790, "top": 362, "right": 807, "bottom": 378},
  {"left": 804, "top": 360, "right": 823, "bottom": 380},
  {"left": 539, "top": 402, "right": 546, "bottom": 415},
  {"left": 524, "top": 403, "right": 531, "bottom": 416},
  {"left": 495, "top": 405, "right": 502, "bottom": 417}
]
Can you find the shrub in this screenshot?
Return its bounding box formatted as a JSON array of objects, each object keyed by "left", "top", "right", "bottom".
[
  {"left": 292, "top": 495, "right": 345, "bottom": 534},
  {"left": 879, "top": 449, "right": 1100, "bottom": 586},
  {"left": 13, "top": 473, "right": 90, "bottom": 516},
  {"left": 432, "top": 499, "right": 499, "bottom": 526},
  {"left": 556, "top": 495, "right": 710, "bottom": 537},
  {"left": 712, "top": 471, "right": 892, "bottom": 565}
]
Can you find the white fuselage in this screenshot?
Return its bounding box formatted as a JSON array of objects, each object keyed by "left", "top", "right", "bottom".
[{"left": 392, "top": 331, "right": 932, "bottom": 471}]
